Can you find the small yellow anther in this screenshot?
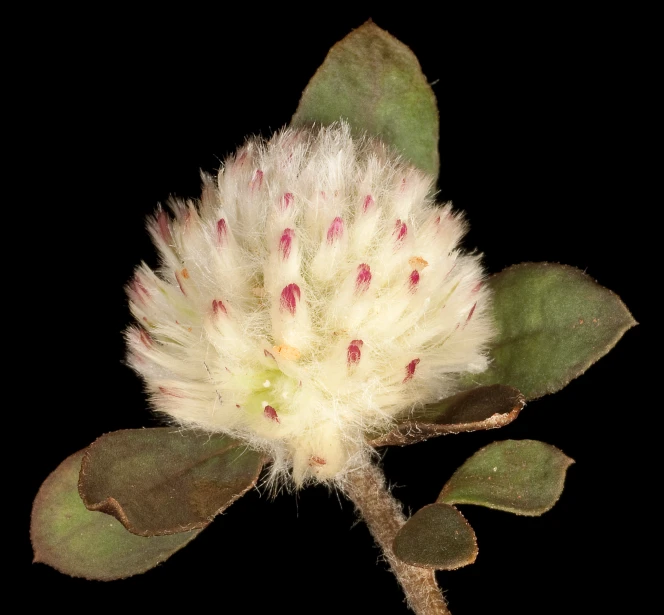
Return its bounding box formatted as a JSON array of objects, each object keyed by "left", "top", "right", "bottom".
[
  {"left": 408, "top": 256, "right": 429, "bottom": 271},
  {"left": 273, "top": 344, "right": 301, "bottom": 361}
]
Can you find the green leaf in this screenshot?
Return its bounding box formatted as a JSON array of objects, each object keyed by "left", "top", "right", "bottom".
[
  {"left": 393, "top": 503, "right": 478, "bottom": 570},
  {"left": 469, "top": 263, "right": 636, "bottom": 400},
  {"left": 439, "top": 440, "right": 574, "bottom": 516},
  {"left": 79, "top": 428, "right": 264, "bottom": 536},
  {"left": 368, "top": 385, "right": 524, "bottom": 447},
  {"left": 31, "top": 450, "right": 201, "bottom": 580},
  {"left": 291, "top": 20, "right": 439, "bottom": 177}
]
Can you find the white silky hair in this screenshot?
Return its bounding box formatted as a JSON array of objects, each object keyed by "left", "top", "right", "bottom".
[{"left": 126, "top": 122, "right": 494, "bottom": 488}]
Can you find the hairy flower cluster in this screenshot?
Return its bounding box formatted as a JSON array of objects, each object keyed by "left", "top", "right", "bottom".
[{"left": 126, "top": 123, "right": 493, "bottom": 486}]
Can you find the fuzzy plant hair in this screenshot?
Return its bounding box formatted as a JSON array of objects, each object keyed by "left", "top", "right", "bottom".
[{"left": 126, "top": 122, "right": 494, "bottom": 488}]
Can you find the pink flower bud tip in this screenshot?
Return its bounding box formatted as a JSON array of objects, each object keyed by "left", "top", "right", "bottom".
[
  {"left": 280, "top": 283, "right": 301, "bottom": 315},
  {"left": 217, "top": 218, "right": 228, "bottom": 245},
  {"left": 403, "top": 358, "right": 420, "bottom": 383},
  {"left": 355, "top": 263, "right": 372, "bottom": 293},
  {"left": 394, "top": 219, "right": 407, "bottom": 243},
  {"left": 279, "top": 228, "right": 295, "bottom": 260},
  {"left": 326, "top": 217, "right": 344, "bottom": 244},
  {"left": 347, "top": 339, "right": 364, "bottom": 366},
  {"left": 212, "top": 299, "right": 228, "bottom": 315},
  {"left": 264, "top": 405, "right": 280, "bottom": 423}
]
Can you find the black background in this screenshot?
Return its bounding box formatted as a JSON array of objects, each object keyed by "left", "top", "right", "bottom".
[{"left": 22, "top": 8, "right": 647, "bottom": 614}]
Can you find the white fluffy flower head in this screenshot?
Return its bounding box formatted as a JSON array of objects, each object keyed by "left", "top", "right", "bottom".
[{"left": 127, "top": 123, "right": 493, "bottom": 487}]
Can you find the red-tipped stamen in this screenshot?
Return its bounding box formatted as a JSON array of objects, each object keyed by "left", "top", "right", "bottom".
[
  {"left": 138, "top": 329, "right": 152, "bottom": 348},
  {"left": 130, "top": 277, "right": 151, "bottom": 304},
  {"left": 471, "top": 282, "right": 483, "bottom": 293},
  {"left": 212, "top": 299, "right": 228, "bottom": 315},
  {"left": 157, "top": 210, "right": 172, "bottom": 243},
  {"left": 394, "top": 219, "right": 408, "bottom": 243},
  {"left": 347, "top": 339, "right": 364, "bottom": 367},
  {"left": 264, "top": 349, "right": 276, "bottom": 361},
  {"left": 281, "top": 192, "right": 293, "bottom": 210},
  {"left": 134, "top": 277, "right": 150, "bottom": 296},
  {"left": 310, "top": 456, "right": 326, "bottom": 466},
  {"left": 250, "top": 169, "right": 263, "bottom": 191},
  {"left": 403, "top": 358, "right": 421, "bottom": 383},
  {"left": 279, "top": 228, "right": 295, "bottom": 260},
  {"left": 217, "top": 218, "right": 228, "bottom": 245},
  {"left": 280, "top": 283, "right": 301, "bottom": 315},
  {"left": 235, "top": 151, "right": 247, "bottom": 168},
  {"left": 409, "top": 270, "right": 420, "bottom": 292},
  {"left": 363, "top": 194, "right": 374, "bottom": 212},
  {"left": 264, "top": 405, "right": 280, "bottom": 423},
  {"left": 326, "top": 217, "right": 344, "bottom": 244},
  {"left": 355, "top": 263, "right": 372, "bottom": 293}
]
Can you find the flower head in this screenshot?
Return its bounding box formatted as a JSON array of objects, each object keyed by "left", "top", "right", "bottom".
[{"left": 126, "top": 123, "right": 493, "bottom": 486}]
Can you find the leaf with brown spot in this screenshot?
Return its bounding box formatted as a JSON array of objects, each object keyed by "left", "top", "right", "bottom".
[
  {"left": 79, "top": 428, "right": 264, "bottom": 536},
  {"left": 368, "top": 385, "right": 524, "bottom": 447},
  {"left": 439, "top": 440, "right": 574, "bottom": 516},
  {"left": 31, "top": 450, "right": 201, "bottom": 580},
  {"left": 393, "top": 503, "right": 478, "bottom": 570}
]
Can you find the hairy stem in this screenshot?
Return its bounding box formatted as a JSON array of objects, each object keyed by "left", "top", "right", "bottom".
[{"left": 344, "top": 461, "right": 451, "bottom": 615}]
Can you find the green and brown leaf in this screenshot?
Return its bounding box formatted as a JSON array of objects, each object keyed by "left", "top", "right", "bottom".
[
  {"left": 31, "top": 450, "right": 201, "bottom": 580},
  {"left": 79, "top": 428, "right": 264, "bottom": 536},
  {"left": 468, "top": 263, "right": 636, "bottom": 400},
  {"left": 439, "top": 439, "right": 574, "bottom": 516},
  {"left": 368, "top": 385, "right": 524, "bottom": 447},
  {"left": 393, "top": 503, "right": 478, "bottom": 570}
]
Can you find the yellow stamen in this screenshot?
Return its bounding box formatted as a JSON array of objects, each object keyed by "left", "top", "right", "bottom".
[
  {"left": 408, "top": 256, "right": 429, "bottom": 271},
  {"left": 273, "top": 344, "right": 301, "bottom": 360}
]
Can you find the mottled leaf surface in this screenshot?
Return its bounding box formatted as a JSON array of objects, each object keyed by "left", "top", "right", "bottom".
[
  {"left": 368, "top": 385, "right": 524, "bottom": 446},
  {"left": 79, "top": 428, "right": 264, "bottom": 536},
  {"left": 393, "top": 503, "right": 478, "bottom": 570},
  {"left": 31, "top": 450, "right": 201, "bottom": 580},
  {"left": 468, "top": 263, "right": 636, "bottom": 399},
  {"left": 292, "top": 21, "right": 439, "bottom": 177},
  {"left": 439, "top": 440, "right": 574, "bottom": 516}
]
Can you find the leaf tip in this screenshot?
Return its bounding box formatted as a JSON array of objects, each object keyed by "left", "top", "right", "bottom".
[
  {"left": 483, "top": 263, "right": 638, "bottom": 399},
  {"left": 290, "top": 18, "right": 439, "bottom": 177}
]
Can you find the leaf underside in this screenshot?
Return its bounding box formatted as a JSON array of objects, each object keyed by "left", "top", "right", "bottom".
[
  {"left": 291, "top": 20, "right": 439, "bottom": 178},
  {"left": 31, "top": 450, "right": 201, "bottom": 581},
  {"left": 79, "top": 428, "right": 264, "bottom": 536},
  {"left": 439, "top": 439, "right": 574, "bottom": 516},
  {"left": 368, "top": 384, "right": 525, "bottom": 447}
]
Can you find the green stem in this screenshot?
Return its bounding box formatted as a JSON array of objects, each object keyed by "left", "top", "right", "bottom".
[{"left": 345, "top": 461, "right": 451, "bottom": 615}]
